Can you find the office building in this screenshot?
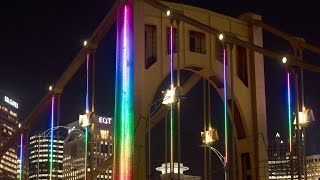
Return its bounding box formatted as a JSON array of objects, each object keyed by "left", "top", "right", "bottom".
[
  {"left": 63, "top": 114, "right": 113, "bottom": 179},
  {"left": 268, "top": 132, "right": 304, "bottom": 179},
  {"left": 306, "top": 154, "right": 320, "bottom": 179},
  {"left": 28, "top": 135, "right": 64, "bottom": 179},
  {"left": 0, "top": 92, "right": 20, "bottom": 179}
]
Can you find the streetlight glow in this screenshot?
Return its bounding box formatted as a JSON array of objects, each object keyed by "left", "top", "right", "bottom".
[
  {"left": 49, "top": 85, "right": 52, "bottom": 91},
  {"left": 218, "top": 33, "right": 224, "bottom": 41},
  {"left": 83, "top": 40, "right": 88, "bottom": 46},
  {"left": 162, "top": 87, "right": 176, "bottom": 105},
  {"left": 282, "top": 57, "right": 287, "bottom": 64},
  {"left": 166, "top": 10, "right": 171, "bottom": 16}
]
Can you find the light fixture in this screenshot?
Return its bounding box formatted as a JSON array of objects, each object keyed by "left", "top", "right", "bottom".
[
  {"left": 218, "top": 33, "right": 224, "bottom": 41},
  {"left": 282, "top": 57, "right": 287, "bottom": 64},
  {"left": 162, "top": 86, "right": 176, "bottom": 105},
  {"left": 166, "top": 10, "right": 171, "bottom": 16},
  {"left": 49, "top": 85, "right": 53, "bottom": 91},
  {"left": 83, "top": 40, "right": 88, "bottom": 47}
]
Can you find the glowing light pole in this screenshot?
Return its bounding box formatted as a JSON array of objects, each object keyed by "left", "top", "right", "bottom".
[
  {"left": 19, "top": 134, "right": 23, "bottom": 180},
  {"left": 113, "top": 1, "right": 134, "bottom": 179},
  {"left": 218, "top": 33, "right": 228, "bottom": 180},
  {"left": 49, "top": 96, "right": 55, "bottom": 180}
]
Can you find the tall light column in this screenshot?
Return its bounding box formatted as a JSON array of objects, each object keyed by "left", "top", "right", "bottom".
[
  {"left": 49, "top": 96, "right": 55, "bottom": 180},
  {"left": 113, "top": 1, "right": 134, "bottom": 179},
  {"left": 223, "top": 48, "right": 228, "bottom": 180},
  {"left": 19, "top": 134, "right": 23, "bottom": 180}
]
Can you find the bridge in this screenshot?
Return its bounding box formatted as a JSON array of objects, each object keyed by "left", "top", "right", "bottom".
[{"left": 1, "top": 0, "right": 320, "bottom": 179}]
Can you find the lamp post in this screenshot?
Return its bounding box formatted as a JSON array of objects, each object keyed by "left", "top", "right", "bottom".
[
  {"left": 200, "top": 127, "right": 223, "bottom": 177},
  {"left": 36, "top": 126, "right": 71, "bottom": 180},
  {"left": 147, "top": 87, "right": 177, "bottom": 180},
  {"left": 294, "top": 107, "right": 314, "bottom": 179}
]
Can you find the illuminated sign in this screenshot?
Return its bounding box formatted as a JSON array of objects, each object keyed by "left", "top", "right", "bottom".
[
  {"left": 68, "top": 126, "right": 76, "bottom": 134},
  {"left": 4, "top": 96, "right": 18, "bottom": 109},
  {"left": 98, "top": 117, "right": 112, "bottom": 125}
]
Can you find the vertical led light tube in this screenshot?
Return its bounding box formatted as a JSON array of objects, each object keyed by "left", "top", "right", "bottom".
[
  {"left": 113, "top": 1, "right": 134, "bottom": 179},
  {"left": 49, "top": 96, "right": 55, "bottom": 180},
  {"left": 287, "top": 72, "right": 292, "bottom": 152},
  {"left": 19, "top": 134, "right": 23, "bottom": 180},
  {"left": 84, "top": 53, "right": 90, "bottom": 180},
  {"left": 86, "top": 53, "right": 90, "bottom": 113},
  {"left": 169, "top": 25, "right": 174, "bottom": 177},
  {"left": 223, "top": 49, "right": 228, "bottom": 167}
]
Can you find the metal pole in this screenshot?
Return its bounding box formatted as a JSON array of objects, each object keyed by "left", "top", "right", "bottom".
[
  {"left": 208, "top": 81, "right": 212, "bottom": 180},
  {"left": 165, "top": 113, "right": 168, "bottom": 177},
  {"left": 303, "top": 126, "right": 307, "bottom": 180},
  {"left": 230, "top": 44, "right": 236, "bottom": 180},
  {"left": 203, "top": 78, "right": 207, "bottom": 180},
  {"left": 177, "top": 20, "right": 181, "bottom": 180},
  {"left": 294, "top": 68, "right": 302, "bottom": 180},
  {"left": 148, "top": 104, "right": 151, "bottom": 180}
]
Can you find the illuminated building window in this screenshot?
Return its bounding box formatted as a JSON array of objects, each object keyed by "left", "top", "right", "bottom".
[
  {"left": 167, "top": 27, "right": 178, "bottom": 54},
  {"left": 189, "top": 30, "right": 206, "bottom": 54},
  {"left": 145, "top": 24, "right": 157, "bottom": 69},
  {"left": 236, "top": 46, "right": 248, "bottom": 87}
]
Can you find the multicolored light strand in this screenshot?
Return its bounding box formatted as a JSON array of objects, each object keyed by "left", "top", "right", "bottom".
[
  {"left": 84, "top": 52, "right": 90, "bottom": 180},
  {"left": 169, "top": 25, "right": 174, "bottom": 176},
  {"left": 86, "top": 53, "right": 90, "bottom": 113},
  {"left": 223, "top": 48, "right": 228, "bottom": 166},
  {"left": 287, "top": 72, "right": 292, "bottom": 152},
  {"left": 113, "top": 1, "right": 134, "bottom": 179},
  {"left": 49, "top": 96, "right": 55, "bottom": 180},
  {"left": 19, "top": 134, "right": 23, "bottom": 180}
]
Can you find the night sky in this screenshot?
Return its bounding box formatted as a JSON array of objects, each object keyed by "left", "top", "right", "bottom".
[{"left": 1, "top": 0, "right": 320, "bottom": 178}]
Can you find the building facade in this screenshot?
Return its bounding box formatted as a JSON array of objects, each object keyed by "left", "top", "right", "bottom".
[
  {"left": 28, "top": 135, "right": 64, "bottom": 179},
  {"left": 63, "top": 114, "right": 113, "bottom": 179},
  {"left": 268, "top": 132, "right": 304, "bottom": 179},
  {"left": 0, "top": 92, "right": 20, "bottom": 179},
  {"left": 306, "top": 154, "right": 320, "bottom": 179}
]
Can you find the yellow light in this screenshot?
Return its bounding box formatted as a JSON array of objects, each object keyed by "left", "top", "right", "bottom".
[
  {"left": 282, "top": 57, "right": 287, "bottom": 64},
  {"left": 79, "top": 113, "right": 90, "bottom": 127},
  {"left": 162, "top": 87, "right": 176, "bottom": 105},
  {"left": 218, "top": 34, "right": 224, "bottom": 41},
  {"left": 49, "top": 86, "right": 53, "bottom": 91},
  {"left": 201, "top": 128, "right": 219, "bottom": 146},
  {"left": 166, "top": 10, "right": 171, "bottom": 16},
  {"left": 83, "top": 40, "right": 88, "bottom": 46}
]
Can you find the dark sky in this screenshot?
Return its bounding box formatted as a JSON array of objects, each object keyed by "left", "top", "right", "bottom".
[{"left": 1, "top": 0, "right": 320, "bottom": 178}]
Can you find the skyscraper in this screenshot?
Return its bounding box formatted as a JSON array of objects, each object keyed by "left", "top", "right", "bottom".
[
  {"left": 0, "top": 91, "right": 20, "bottom": 179},
  {"left": 63, "top": 114, "right": 113, "bottom": 180},
  {"left": 28, "top": 134, "right": 64, "bottom": 179},
  {"left": 268, "top": 132, "right": 303, "bottom": 179}
]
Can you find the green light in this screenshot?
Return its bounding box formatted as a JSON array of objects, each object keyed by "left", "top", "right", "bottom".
[{"left": 84, "top": 127, "right": 88, "bottom": 179}]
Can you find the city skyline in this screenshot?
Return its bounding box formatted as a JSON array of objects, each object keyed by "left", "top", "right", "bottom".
[{"left": 1, "top": 0, "right": 320, "bottom": 179}]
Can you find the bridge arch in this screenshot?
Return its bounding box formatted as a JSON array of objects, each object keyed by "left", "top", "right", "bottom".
[{"left": 133, "top": 1, "right": 268, "bottom": 179}]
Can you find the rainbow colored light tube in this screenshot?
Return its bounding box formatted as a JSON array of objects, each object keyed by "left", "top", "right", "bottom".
[
  {"left": 19, "top": 134, "right": 23, "bottom": 180},
  {"left": 113, "top": 1, "right": 134, "bottom": 179},
  {"left": 86, "top": 53, "right": 90, "bottom": 113},
  {"left": 169, "top": 25, "right": 174, "bottom": 176},
  {"left": 287, "top": 72, "right": 292, "bottom": 152},
  {"left": 223, "top": 49, "right": 228, "bottom": 165},
  {"left": 50, "top": 96, "right": 55, "bottom": 180}
]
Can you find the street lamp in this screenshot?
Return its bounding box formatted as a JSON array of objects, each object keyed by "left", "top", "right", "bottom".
[
  {"left": 294, "top": 107, "right": 315, "bottom": 179},
  {"left": 162, "top": 86, "right": 176, "bottom": 105},
  {"left": 200, "top": 127, "right": 227, "bottom": 175}
]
